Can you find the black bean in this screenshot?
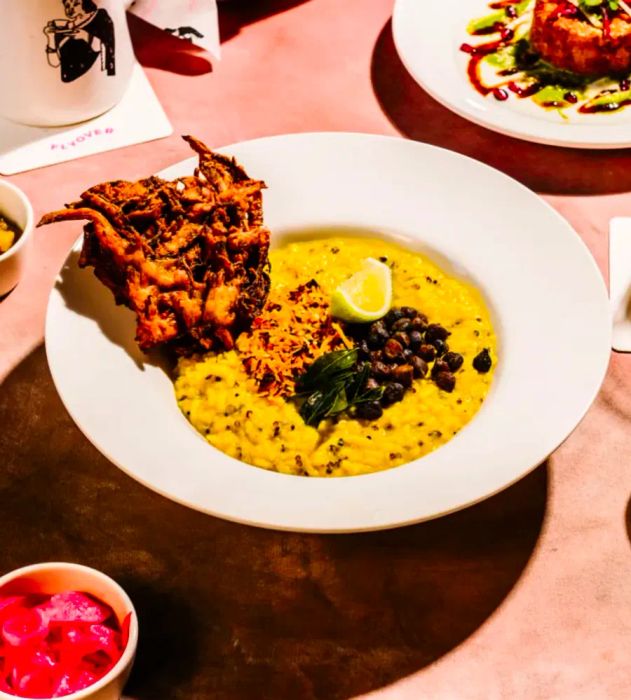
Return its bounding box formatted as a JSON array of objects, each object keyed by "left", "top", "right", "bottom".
[
  {"left": 369, "top": 350, "right": 384, "bottom": 363},
  {"left": 418, "top": 344, "right": 436, "bottom": 361},
  {"left": 425, "top": 324, "right": 450, "bottom": 343},
  {"left": 367, "top": 332, "right": 384, "bottom": 349},
  {"left": 392, "top": 364, "right": 414, "bottom": 388},
  {"left": 432, "top": 359, "right": 451, "bottom": 377},
  {"left": 371, "top": 361, "right": 391, "bottom": 380},
  {"left": 400, "top": 306, "right": 417, "bottom": 318},
  {"left": 358, "top": 339, "right": 370, "bottom": 360},
  {"left": 432, "top": 339, "right": 448, "bottom": 355},
  {"left": 370, "top": 319, "right": 388, "bottom": 335},
  {"left": 401, "top": 348, "right": 414, "bottom": 362},
  {"left": 392, "top": 331, "right": 410, "bottom": 348},
  {"left": 410, "top": 315, "right": 429, "bottom": 331},
  {"left": 434, "top": 371, "right": 456, "bottom": 392},
  {"left": 392, "top": 318, "right": 412, "bottom": 332},
  {"left": 411, "top": 356, "right": 428, "bottom": 378},
  {"left": 384, "top": 338, "right": 404, "bottom": 360},
  {"left": 368, "top": 325, "right": 388, "bottom": 349},
  {"left": 385, "top": 308, "right": 405, "bottom": 326},
  {"left": 409, "top": 330, "right": 423, "bottom": 349},
  {"left": 473, "top": 348, "right": 492, "bottom": 373},
  {"left": 355, "top": 401, "right": 384, "bottom": 420},
  {"left": 382, "top": 382, "right": 406, "bottom": 405},
  {"left": 443, "top": 351, "right": 464, "bottom": 372}
]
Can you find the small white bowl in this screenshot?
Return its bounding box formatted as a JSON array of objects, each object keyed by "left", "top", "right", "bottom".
[
  {"left": 0, "top": 180, "right": 34, "bottom": 298},
  {"left": 0, "top": 562, "right": 138, "bottom": 700}
]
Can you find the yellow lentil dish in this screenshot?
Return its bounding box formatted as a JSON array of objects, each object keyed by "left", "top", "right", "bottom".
[{"left": 175, "top": 237, "right": 497, "bottom": 477}]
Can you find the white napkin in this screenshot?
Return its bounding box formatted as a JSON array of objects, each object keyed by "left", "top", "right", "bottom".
[{"left": 127, "top": 0, "right": 220, "bottom": 59}]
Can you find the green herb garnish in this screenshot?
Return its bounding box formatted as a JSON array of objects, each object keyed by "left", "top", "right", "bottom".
[
  {"left": 513, "top": 39, "right": 591, "bottom": 89},
  {"left": 467, "top": 9, "right": 507, "bottom": 34},
  {"left": 467, "top": 0, "right": 533, "bottom": 34},
  {"left": 485, "top": 45, "right": 517, "bottom": 70},
  {"left": 580, "top": 0, "right": 619, "bottom": 11},
  {"left": 583, "top": 87, "right": 631, "bottom": 110},
  {"left": 295, "top": 349, "right": 358, "bottom": 394},
  {"left": 293, "top": 349, "right": 384, "bottom": 427}
]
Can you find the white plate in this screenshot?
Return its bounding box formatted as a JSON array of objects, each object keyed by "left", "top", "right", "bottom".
[
  {"left": 45, "top": 132, "right": 611, "bottom": 532},
  {"left": 392, "top": 0, "right": 631, "bottom": 149}
]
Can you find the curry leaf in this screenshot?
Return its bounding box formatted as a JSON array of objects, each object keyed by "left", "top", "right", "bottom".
[
  {"left": 299, "top": 386, "right": 347, "bottom": 427},
  {"left": 294, "top": 349, "right": 358, "bottom": 394},
  {"left": 354, "top": 386, "right": 385, "bottom": 405},
  {"left": 294, "top": 349, "right": 387, "bottom": 427},
  {"left": 325, "top": 389, "right": 349, "bottom": 418},
  {"left": 345, "top": 363, "right": 370, "bottom": 403}
]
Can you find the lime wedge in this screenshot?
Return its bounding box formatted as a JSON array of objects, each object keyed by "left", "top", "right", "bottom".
[{"left": 330, "top": 257, "right": 392, "bottom": 322}]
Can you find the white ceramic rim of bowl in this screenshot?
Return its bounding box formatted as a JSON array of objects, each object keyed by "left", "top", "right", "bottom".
[
  {"left": 0, "top": 562, "right": 138, "bottom": 700},
  {"left": 392, "top": 0, "right": 631, "bottom": 149},
  {"left": 44, "top": 131, "right": 612, "bottom": 532},
  {"left": 0, "top": 180, "right": 34, "bottom": 262}
]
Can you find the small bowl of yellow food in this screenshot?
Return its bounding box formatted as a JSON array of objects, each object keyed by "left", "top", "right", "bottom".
[{"left": 0, "top": 180, "right": 34, "bottom": 299}]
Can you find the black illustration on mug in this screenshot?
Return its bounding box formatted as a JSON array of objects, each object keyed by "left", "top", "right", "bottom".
[
  {"left": 44, "top": 0, "right": 115, "bottom": 83},
  {"left": 165, "top": 26, "right": 205, "bottom": 43}
]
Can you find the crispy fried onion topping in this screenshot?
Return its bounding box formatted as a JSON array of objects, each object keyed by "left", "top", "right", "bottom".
[{"left": 237, "top": 279, "right": 349, "bottom": 397}]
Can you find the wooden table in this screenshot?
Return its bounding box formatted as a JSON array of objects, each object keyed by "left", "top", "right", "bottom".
[{"left": 2, "top": 1, "right": 631, "bottom": 698}]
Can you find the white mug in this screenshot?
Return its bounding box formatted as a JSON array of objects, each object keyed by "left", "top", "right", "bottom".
[{"left": 0, "top": 0, "right": 135, "bottom": 126}]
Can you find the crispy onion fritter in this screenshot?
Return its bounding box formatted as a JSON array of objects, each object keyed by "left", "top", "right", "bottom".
[
  {"left": 531, "top": 0, "right": 631, "bottom": 75},
  {"left": 39, "top": 136, "right": 271, "bottom": 354}
]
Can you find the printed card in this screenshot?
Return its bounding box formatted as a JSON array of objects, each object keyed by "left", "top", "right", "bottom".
[{"left": 0, "top": 64, "right": 172, "bottom": 175}]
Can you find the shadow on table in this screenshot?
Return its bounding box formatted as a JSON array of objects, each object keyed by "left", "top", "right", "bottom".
[
  {"left": 129, "top": 1, "right": 312, "bottom": 75},
  {"left": 624, "top": 496, "right": 631, "bottom": 550},
  {"left": 0, "top": 345, "right": 548, "bottom": 700},
  {"left": 370, "top": 20, "right": 631, "bottom": 196},
  {"left": 218, "top": 0, "right": 313, "bottom": 43},
  {"left": 118, "top": 579, "right": 201, "bottom": 697},
  {"left": 128, "top": 14, "right": 214, "bottom": 76},
  {"left": 53, "top": 250, "right": 173, "bottom": 374}
]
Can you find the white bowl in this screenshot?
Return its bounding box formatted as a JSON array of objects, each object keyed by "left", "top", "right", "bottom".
[
  {"left": 45, "top": 132, "right": 611, "bottom": 532},
  {"left": 0, "top": 562, "right": 138, "bottom": 700},
  {"left": 0, "top": 180, "right": 34, "bottom": 298}
]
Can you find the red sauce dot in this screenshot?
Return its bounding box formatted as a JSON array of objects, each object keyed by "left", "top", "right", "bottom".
[{"left": 493, "top": 88, "right": 509, "bottom": 101}]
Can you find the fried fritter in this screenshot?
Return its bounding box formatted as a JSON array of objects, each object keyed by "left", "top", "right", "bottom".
[
  {"left": 531, "top": 0, "right": 631, "bottom": 75},
  {"left": 39, "top": 136, "right": 271, "bottom": 354}
]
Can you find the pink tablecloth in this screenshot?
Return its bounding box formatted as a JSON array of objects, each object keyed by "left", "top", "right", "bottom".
[{"left": 2, "top": 1, "right": 631, "bottom": 698}]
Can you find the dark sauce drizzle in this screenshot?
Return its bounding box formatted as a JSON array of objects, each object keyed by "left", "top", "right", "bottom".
[{"left": 461, "top": 0, "right": 631, "bottom": 113}]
